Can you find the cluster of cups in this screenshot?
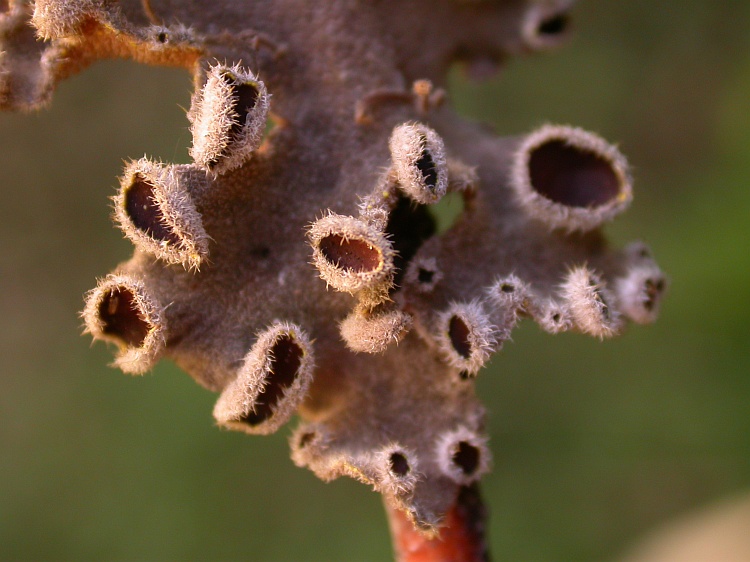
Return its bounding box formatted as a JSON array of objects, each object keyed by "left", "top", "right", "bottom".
[{"left": 82, "top": 60, "right": 665, "bottom": 522}]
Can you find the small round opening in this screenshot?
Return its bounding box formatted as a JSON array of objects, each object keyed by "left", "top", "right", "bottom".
[
  {"left": 319, "top": 234, "right": 382, "bottom": 273},
  {"left": 98, "top": 287, "right": 150, "bottom": 347},
  {"left": 124, "top": 175, "right": 180, "bottom": 244},
  {"left": 415, "top": 143, "right": 438, "bottom": 190},
  {"left": 500, "top": 283, "right": 515, "bottom": 293},
  {"left": 528, "top": 140, "right": 620, "bottom": 208},
  {"left": 417, "top": 268, "right": 435, "bottom": 284},
  {"left": 222, "top": 74, "right": 260, "bottom": 138},
  {"left": 643, "top": 278, "right": 665, "bottom": 311},
  {"left": 298, "top": 431, "right": 316, "bottom": 448},
  {"left": 241, "top": 335, "right": 303, "bottom": 426},
  {"left": 448, "top": 316, "right": 472, "bottom": 359},
  {"left": 251, "top": 246, "right": 271, "bottom": 259},
  {"left": 389, "top": 452, "right": 410, "bottom": 477},
  {"left": 452, "top": 441, "right": 480, "bottom": 476},
  {"left": 538, "top": 13, "right": 569, "bottom": 36},
  {"left": 590, "top": 283, "right": 610, "bottom": 320}
]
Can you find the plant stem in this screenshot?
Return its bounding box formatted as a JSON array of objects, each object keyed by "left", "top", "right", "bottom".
[{"left": 386, "top": 484, "right": 490, "bottom": 562}]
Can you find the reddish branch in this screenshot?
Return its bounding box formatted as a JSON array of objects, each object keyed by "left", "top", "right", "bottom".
[{"left": 387, "top": 485, "right": 490, "bottom": 562}]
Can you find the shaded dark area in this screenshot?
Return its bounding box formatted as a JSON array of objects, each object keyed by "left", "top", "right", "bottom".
[
  {"left": 642, "top": 278, "right": 665, "bottom": 312},
  {"left": 241, "top": 336, "right": 302, "bottom": 426},
  {"left": 449, "top": 316, "right": 473, "bottom": 359},
  {"left": 389, "top": 452, "right": 411, "bottom": 477},
  {"left": 99, "top": 288, "right": 149, "bottom": 347},
  {"left": 224, "top": 74, "right": 259, "bottom": 139},
  {"left": 415, "top": 145, "right": 439, "bottom": 190},
  {"left": 539, "top": 14, "right": 569, "bottom": 37},
  {"left": 528, "top": 140, "right": 620, "bottom": 207},
  {"left": 454, "top": 442, "right": 481, "bottom": 477},
  {"left": 418, "top": 267, "right": 435, "bottom": 284},
  {"left": 385, "top": 194, "right": 436, "bottom": 288},
  {"left": 125, "top": 175, "right": 180, "bottom": 243}
]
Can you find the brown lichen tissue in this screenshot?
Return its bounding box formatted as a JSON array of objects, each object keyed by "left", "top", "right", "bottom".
[{"left": 1, "top": 0, "right": 666, "bottom": 557}]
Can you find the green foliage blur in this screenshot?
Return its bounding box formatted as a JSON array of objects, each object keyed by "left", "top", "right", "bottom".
[{"left": 1, "top": 2, "right": 749, "bottom": 560}]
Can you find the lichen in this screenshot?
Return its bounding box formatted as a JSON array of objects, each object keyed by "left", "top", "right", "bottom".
[{"left": 1, "top": 0, "right": 666, "bottom": 536}]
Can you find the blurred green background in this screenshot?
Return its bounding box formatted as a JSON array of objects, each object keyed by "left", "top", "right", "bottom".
[{"left": 2, "top": 1, "right": 749, "bottom": 560}]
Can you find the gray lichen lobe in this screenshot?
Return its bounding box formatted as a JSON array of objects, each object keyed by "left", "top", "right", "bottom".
[{"left": 1, "top": 0, "right": 666, "bottom": 533}]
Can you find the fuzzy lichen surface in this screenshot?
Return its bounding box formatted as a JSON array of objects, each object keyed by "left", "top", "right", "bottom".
[{"left": 1, "top": 0, "right": 666, "bottom": 532}]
